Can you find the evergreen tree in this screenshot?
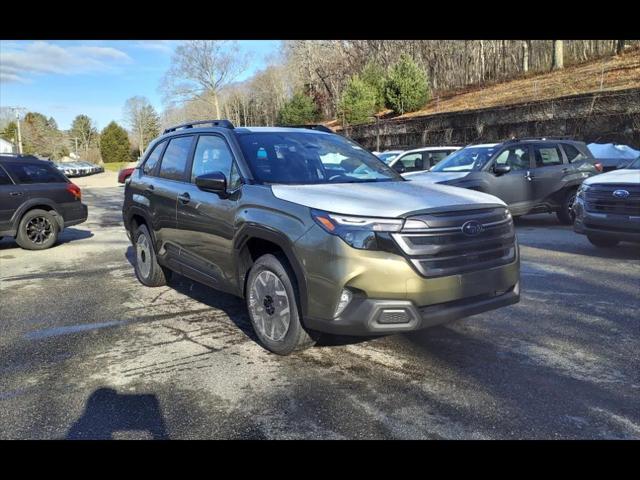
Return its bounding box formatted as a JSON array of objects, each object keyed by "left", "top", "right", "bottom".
[
  {"left": 99, "top": 121, "right": 131, "bottom": 163},
  {"left": 276, "top": 92, "right": 318, "bottom": 125},
  {"left": 385, "top": 54, "right": 431, "bottom": 115},
  {"left": 338, "top": 75, "right": 378, "bottom": 125},
  {"left": 360, "top": 61, "right": 387, "bottom": 111}
]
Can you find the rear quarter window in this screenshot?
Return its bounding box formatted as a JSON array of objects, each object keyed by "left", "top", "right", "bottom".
[
  {"left": 562, "top": 143, "right": 590, "bottom": 163},
  {"left": 4, "top": 162, "right": 67, "bottom": 184}
]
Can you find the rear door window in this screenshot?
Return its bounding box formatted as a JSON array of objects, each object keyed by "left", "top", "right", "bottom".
[
  {"left": 534, "top": 144, "right": 564, "bottom": 167},
  {"left": 3, "top": 162, "right": 67, "bottom": 184},
  {"left": 397, "top": 153, "right": 424, "bottom": 172},
  {"left": 158, "top": 136, "right": 194, "bottom": 181}
]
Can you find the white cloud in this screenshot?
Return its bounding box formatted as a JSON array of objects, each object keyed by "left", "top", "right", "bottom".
[
  {"left": 0, "top": 41, "right": 132, "bottom": 84},
  {"left": 132, "top": 40, "right": 176, "bottom": 55}
]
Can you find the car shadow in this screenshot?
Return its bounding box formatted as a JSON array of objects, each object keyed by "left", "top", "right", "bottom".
[
  {"left": 123, "top": 246, "right": 377, "bottom": 349},
  {"left": 0, "top": 228, "right": 93, "bottom": 250},
  {"left": 124, "top": 246, "right": 257, "bottom": 342},
  {"left": 66, "top": 387, "right": 169, "bottom": 439}
]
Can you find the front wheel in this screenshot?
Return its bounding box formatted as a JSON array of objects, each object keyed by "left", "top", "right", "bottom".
[
  {"left": 556, "top": 189, "right": 577, "bottom": 225},
  {"left": 246, "top": 254, "right": 315, "bottom": 355},
  {"left": 15, "top": 209, "right": 59, "bottom": 250},
  {"left": 587, "top": 235, "right": 620, "bottom": 248}
]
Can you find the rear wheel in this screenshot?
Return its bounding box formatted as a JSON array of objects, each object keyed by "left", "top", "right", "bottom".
[
  {"left": 15, "top": 209, "right": 59, "bottom": 250},
  {"left": 587, "top": 235, "right": 620, "bottom": 248},
  {"left": 246, "top": 253, "right": 315, "bottom": 355},
  {"left": 134, "top": 224, "right": 168, "bottom": 287},
  {"left": 556, "top": 189, "right": 577, "bottom": 225}
]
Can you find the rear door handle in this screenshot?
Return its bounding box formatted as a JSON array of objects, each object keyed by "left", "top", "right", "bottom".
[
  {"left": 525, "top": 171, "right": 533, "bottom": 181},
  {"left": 177, "top": 193, "right": 191, "bottom": 204},
  {"left": 9, "top": 191, "right": 23, "bottom": 196}
]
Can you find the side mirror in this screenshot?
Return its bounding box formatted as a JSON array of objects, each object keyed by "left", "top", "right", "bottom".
[
  {"left": 493, "top": 164, "right": 511, "bottom": 176},
  {"left": 393, "top": 162, "right": 406, "bottom": 174},
  {"left": 195, "top": 172, "right": 227, "bottom": 193}
]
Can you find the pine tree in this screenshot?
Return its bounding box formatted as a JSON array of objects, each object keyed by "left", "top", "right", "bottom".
[
  {"left": 385, "top": 54, "right": 431, "bottom": 115},
  {"left": 339, "top": 75, "right": 378, "bottom": 125},
  {"left": 276, "top": 92, "right": 318, "bottom": 125},
  {"left": 99, "top": 121, "right": 131, "bottom": 163}
]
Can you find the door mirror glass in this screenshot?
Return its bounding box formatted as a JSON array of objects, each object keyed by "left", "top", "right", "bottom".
[
  {"left": 393, "top": 162, "right": 406, "bottom": 173},
  {"left": 195, "top": 172, "right": 227, "bottom": 192},
  {"left": 494, "top": 164, "right": 512, "bottom": 175}
]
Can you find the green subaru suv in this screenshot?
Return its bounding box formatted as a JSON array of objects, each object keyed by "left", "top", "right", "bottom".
[{"left": 123, "top": 121, "right": 520, "bottom": 355}]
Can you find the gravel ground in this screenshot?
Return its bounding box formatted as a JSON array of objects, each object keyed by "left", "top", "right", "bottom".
[{"left": 0, "top": 176, "right": 638, "bottom": 439}]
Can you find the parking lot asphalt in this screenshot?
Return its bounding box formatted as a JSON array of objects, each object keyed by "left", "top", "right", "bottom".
[{"left": 1, "top": 174, "right": 639, "bottom": 439}]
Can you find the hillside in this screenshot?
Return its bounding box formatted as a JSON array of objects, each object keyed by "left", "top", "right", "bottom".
[{"left": 327, "top": 48, "right": 640, "bottom": 131}]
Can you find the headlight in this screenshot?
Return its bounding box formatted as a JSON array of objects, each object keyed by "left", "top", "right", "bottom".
[
  {"left": 577, "top": 183, "right": 591, "bottom": 198},
  {"left": 311, "top": 209, "right": 403, "bottom": 250}
]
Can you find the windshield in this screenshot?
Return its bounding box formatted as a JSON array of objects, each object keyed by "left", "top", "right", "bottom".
[
  {"left": 625, "top": 157, "right": 640, "bottom": 169},
  {"left": 236, "top": 132, "right": 403, "bottom": 184},
  {"left": 431, "top": 146, "right": 498, "bottom": 172},
  {"left": 377, "top": 152, "right": 402, "bottom": 164}
]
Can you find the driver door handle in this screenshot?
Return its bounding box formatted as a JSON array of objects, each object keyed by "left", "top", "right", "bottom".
[
  {"left": 9, "top": 191, "right": 23, "bottom": 196},
  {"left": 525, "top": 170, "right": 533, "bottom": 181},
  {"left": 178, "top": 192, "right": 191, "bottom": 204}
]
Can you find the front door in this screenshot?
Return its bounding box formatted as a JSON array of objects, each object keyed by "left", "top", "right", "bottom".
[
  {"left": 175, "top": 134, "right": 241, "bottom": 292},
  {"left": 0, "top": 165, "right": 24, "bottom": 234},
  {"left": 484, "top": 145, "right": 534, "bottom": 213}
]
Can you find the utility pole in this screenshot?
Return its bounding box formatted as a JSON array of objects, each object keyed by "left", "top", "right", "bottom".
[
  {"left": 71, "top": 137, "right": 79, "bottom": 156},
  {"left": 8, "top": 107, "right": 25, "bottom": 154}
]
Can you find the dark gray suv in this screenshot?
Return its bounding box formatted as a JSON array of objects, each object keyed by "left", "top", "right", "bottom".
[{"left": 406, "top": 138, "right": 601, "bottom": 224}]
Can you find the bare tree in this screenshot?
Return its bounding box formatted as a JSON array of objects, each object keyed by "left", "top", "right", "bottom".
[
  {"left": 160, "top": 41, "right": 248, "bottom": 118},
  {"left": 552, "top": 40, "right": 564, "bottom": 69},
  {"left": 123, "top": 96, "right": 160, "bottom": 157}
]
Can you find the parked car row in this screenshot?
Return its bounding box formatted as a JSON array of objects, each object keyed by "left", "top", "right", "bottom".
[{"left": 55, "top": 161, "right": 104, "bottom": 177}]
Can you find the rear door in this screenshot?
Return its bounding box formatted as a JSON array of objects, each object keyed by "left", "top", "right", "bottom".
[
  {"left": 151, "top": 135, "right": 196, "bottom": 259},
  {"left": 530, "top": 143, "right": 568, "bottom": 206},
  {"left": 175, "top": 134, "right": 241, "bottom": 291},
  {"left": 483, "top": 144, "right": 534, "bottom": 212},
  {"left": 0, "top": 165, "right": 24, "bottom": 234}
]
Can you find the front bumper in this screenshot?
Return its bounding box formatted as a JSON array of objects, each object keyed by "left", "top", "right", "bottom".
[
  {"left": 294, "top": 224, "right": 520, "bottom": 335},
  {"left": 573, "top": 198, "right": 640, "bottom": 242},
  {"left": 305, "top": 282, "right": 520, "bottom": 335}
]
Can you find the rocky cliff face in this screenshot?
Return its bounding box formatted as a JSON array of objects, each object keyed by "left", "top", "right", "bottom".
[{"left": 346, "top": 88, "right": 640, "bottom": 150}]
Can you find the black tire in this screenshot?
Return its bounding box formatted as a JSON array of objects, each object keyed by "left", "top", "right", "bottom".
[
  {"left": 587, "top": 235, "right": 620, "bottom": 248},
  {"left": 246, "top": 253, "right": 315, "bottom": 355},
  {"left": 556, "top": 189, "right": 577, "bottom": 225},
  {"left": 15, "top": 209, "right": 59, "bottom": 250},
  {"left": 133, "top": 224, "right": 168, "bottom": 287}
]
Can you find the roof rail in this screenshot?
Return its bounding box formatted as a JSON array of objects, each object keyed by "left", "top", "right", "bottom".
[
  {"left": 281, "top": 124, "right": 335, "bottom": 134},
  {"left": 163, "top": 119, "right": 235, "bottom": 134},
  {"left": 504, "top": 135, "right": 574, "bottom": 143}
]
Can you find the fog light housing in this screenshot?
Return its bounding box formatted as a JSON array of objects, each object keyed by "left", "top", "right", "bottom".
[{"left": 334, "top": 289, "right": 353, "bottom": 318}]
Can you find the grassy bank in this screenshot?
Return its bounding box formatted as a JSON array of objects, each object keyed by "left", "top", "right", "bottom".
[{"left": 103, "top": 162, "right": 131, "bottom": 172}]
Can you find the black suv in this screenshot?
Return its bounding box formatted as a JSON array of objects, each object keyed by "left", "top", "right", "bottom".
[
  {"left": 0, "top": 155, "right": 88, "bottom": 250},
  {"left": 407, "top": 138, "right": 601, "bottom": 224}
]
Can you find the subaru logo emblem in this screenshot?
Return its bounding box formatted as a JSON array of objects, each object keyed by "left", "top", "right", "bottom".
[
  {"left": 613, "top": 189, "right": 630, "bottom": 199},
  {"left": 461, "top": 220, "right": 484, "bottom": 236}
]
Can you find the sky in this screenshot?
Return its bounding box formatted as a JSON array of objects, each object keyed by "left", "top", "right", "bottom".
[{"left": 0, "top": 40, "right": 282, "bottom": 130}]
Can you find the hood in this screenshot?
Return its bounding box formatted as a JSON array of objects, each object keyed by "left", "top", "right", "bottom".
[
  {"left": 584, "top": 169, "right": 640, "bottom": 185},
  {"left": 402, "top": 171, "right": 470, "bottom": 183},
  {"left": 271, "top": 181, "right": 505, "bottom": 218}
]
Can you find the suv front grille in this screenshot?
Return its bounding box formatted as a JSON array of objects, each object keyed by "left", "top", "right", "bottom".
[
  {"left": 392, "top": 207, "right": 516, "bottom": 278},
  {"left": 585, "top": 184, "right": 640, "bottom": 216}
]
